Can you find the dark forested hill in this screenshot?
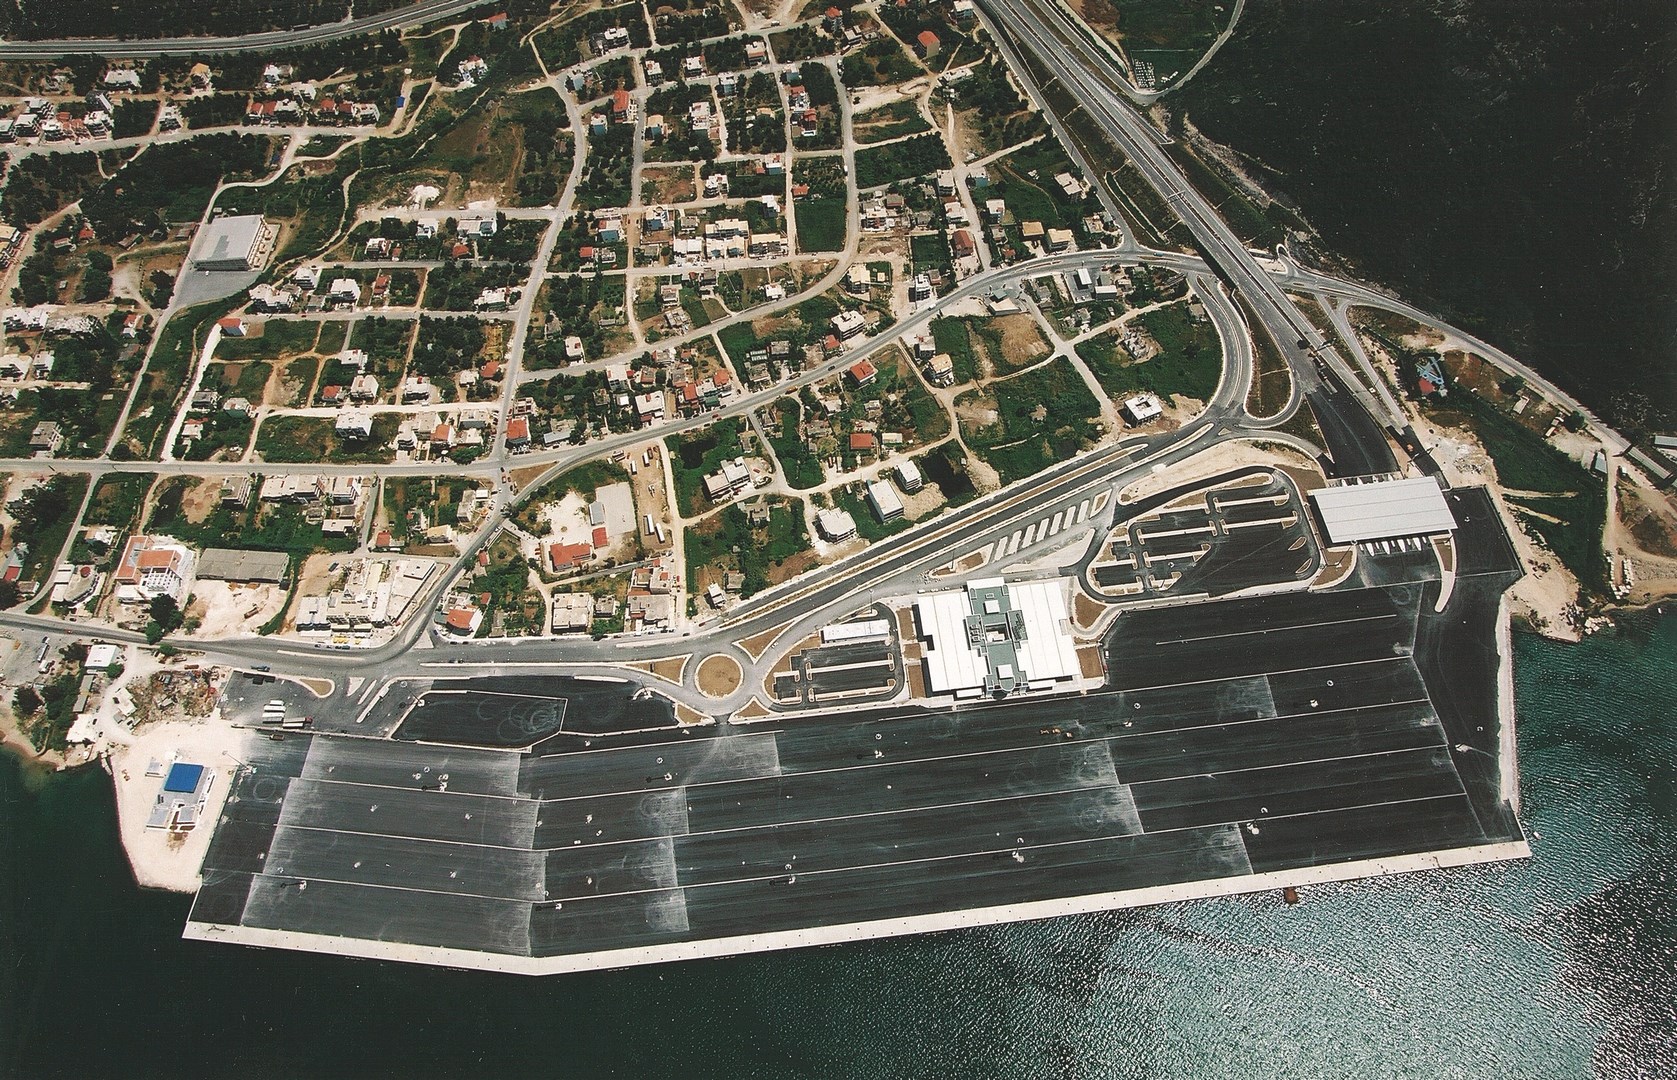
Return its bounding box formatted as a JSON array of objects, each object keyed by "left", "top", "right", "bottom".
[
  {"left": 1176, "top": 0, "right": 1677, "bottom": 432},
  {"left": 0, "top": 0, "right": 408, "bottom": 40}
]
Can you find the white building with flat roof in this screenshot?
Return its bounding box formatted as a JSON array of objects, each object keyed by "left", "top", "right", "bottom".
[
  {"left": 866, "top": 480, "right": 904, "bottom": 522},
  {"left": 816, "top": 507, "right": 857, "bottom": 542},
  {"left": 191, "top": 214, "right": 276, "bottom": 272},
  {"left": 896, "top": 460, "right": 923, "bottom": 493},
  {"left": 1309, "top": 476, "right": 1456, "bottom": 546},
  {"left": 914, "top": 578, "right": 1080, "bottom": 698}
]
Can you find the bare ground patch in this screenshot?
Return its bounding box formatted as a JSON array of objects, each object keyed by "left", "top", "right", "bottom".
[{"left": 696, "top": 654, "right": 743, "bottom": 698}]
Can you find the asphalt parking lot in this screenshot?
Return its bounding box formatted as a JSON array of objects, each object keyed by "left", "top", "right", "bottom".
[
  {"left": 189, "top": 569, "right": 1520, "bottom": 962},
  {"left": 1091, "top": 471, "right": 1317, "bottom": 598}
]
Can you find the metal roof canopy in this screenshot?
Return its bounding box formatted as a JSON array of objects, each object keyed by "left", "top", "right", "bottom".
[{"left": 1310, "top": 476, "right": 1456, "bottom": 544}]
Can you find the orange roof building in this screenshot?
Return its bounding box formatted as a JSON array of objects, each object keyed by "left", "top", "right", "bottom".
[{"left": 549, "top": 542, "right": 594, "bottom": 571}]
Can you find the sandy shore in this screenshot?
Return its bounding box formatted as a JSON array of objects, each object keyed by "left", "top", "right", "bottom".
[
  {"left": 0, "top": 704, "right": 92, "bottom": 772},
  {"left": 1412, "top": 413, "right": 1584, "bottom": 640}
]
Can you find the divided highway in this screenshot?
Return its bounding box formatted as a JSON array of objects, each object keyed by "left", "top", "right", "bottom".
[
  {"left": 978, "top": 0, "right": 1401, "bottom": 475},
  {"left": 0, "top": 0, "right": 482, "bottom": 59}
]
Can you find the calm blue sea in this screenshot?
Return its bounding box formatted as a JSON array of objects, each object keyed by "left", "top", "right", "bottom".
[{"left": 2, "top": 618, "right": 1672, "bottom": 1079}]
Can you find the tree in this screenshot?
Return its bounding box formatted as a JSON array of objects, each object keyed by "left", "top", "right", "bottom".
[
  {"left": 146, "top": 594, "right": 185, "bottom": 643},
  {"left": 0, "top": 579, "right": 18, "bottom": 610},
  {"left": 8, "top": 477, "right": 73, "bottom": 535},
  {"left": 13, "top": 685, "right": 41, "bottom": 717},
  {"left": 80, "top": 250, "right": 114, "bottom": 302}
]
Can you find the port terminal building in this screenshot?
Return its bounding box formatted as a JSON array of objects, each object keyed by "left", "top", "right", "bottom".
[{"left": 914, "top": 578, "right": 1079, "bottom": 699}]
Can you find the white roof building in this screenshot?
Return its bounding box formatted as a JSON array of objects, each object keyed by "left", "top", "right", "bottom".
[
  {"left": 816, "top": 507, "right": 857, "bottom": 542},
  {"left": 191, "top": 214, "right": 276, "bottom": 272},
  {"left": 866, "top": 480, "right": 904, "bottom": 522},
  {"left": 1309, "top": 476, "right": 1456, "bottom": 546},
  {"left": 1123, "top": 394, "right": 1163, "bottom": 423},
  {"left": 914, "top": 578, "right": 1080, "bottom": 699}
]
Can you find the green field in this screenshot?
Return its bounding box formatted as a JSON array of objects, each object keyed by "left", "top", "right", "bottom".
[
  {"left": 854, "top": 134, "right": 952, "bottom": 188},
  {"left": 764, "top": 398, "right": 825, "bottom": 490},
  {"left": 957, "top": 357, "right": 1102, "bottom": 484},
  {"left": 83, "top": 473, "right": 153, "bottom": 529},
  {"left": 831, "top": 485, "right": 913, "bottom": 542},
  {"left": 795, "top": 197, "right": 847, "bottom": 253},
  {"left": 1237, "top": 294, "right": 1292, "bottom": 419},
  {"left": 853, "top": 100, "right": 932, "bottom": 145},
  {"left": 1079, "top": 303, "right": 1221, "bottom": 405},
  {"left": 931, "top": 317, "right": 979, "bottom": 384},
  {"left": 683, "top": 499, "right": 810, "bottom": 597},
  {"left": 719, "top": 322, "right": 759, "bottom": 366},
  {"left": 666, "top": 417, "right": 748, "bottom": 516},
  {"left": 256, "top": 414, "right": 398, "bottom": 464}
]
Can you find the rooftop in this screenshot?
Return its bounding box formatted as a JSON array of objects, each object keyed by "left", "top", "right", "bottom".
[{"left": 1310, "top": 476, "right": 1456, "bottom": 544}]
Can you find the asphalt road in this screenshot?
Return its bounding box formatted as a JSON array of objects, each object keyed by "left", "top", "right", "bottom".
[
  {"left": 0, "top": 1, "right": 482, "bottom": 59},
  {"left": 979, "top": 0, "right": 1400, "bottom": 476}
]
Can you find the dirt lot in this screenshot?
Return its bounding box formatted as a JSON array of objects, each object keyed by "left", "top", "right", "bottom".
[
  {"left": 274, "top": 356, "right": 320, "bottom": 407},
  {"left": 186, "top": 580, "right": 287, "bottom": 638},
  {"left": 979, "top": 314, "right": 1052, "bottom": 376},
  {"left": 180, "top": 477, "right": 222, "bottom": 524},
  {"left": 697, "top": 654, "right": 743, "bottom": 697},
  {"left": 652, "top": 656, "right": 687, "bottom": 684},
  {"left": 632, "top": 441, "right": 675, "bottom": 552},
  {"left": 291, "top": 553, "right": 341, "bottom": 616},
  {"left": 642, "top": 165, "right": 697, "bottom": 204},
  {"left": 739, "top": 621, "right": 790, "bottom": 660}
]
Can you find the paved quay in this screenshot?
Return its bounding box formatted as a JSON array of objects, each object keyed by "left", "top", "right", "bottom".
[{"left": 184, "top": 498, "right": 1527, "bottom": 973}]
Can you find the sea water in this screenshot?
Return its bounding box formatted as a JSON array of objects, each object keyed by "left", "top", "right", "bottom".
[{"left": 2, "top": 618, "right": 1672, "bottom": 1079}]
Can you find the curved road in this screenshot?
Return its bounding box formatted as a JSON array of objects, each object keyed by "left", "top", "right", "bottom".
[{"left": 0, "top": 0, "right": 481, "bottom": 59}]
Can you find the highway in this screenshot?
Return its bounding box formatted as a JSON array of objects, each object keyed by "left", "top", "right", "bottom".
[
  {"left": 0, "top": 1, "right": 483, "bottom": 59},
  {"left": 978, "top": 0, "right": 1400, "bottom": 478}
]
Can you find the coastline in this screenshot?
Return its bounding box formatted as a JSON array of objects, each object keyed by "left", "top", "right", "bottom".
[
  {"left": 0, "top": 702, "right": 79, "bottom": 772},
  {"left": 183, "top": 841, "right": 1533, "bottom": 976}
]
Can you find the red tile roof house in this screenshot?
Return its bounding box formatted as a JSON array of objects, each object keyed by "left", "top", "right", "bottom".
[
  {"left": 549, "top": 542, "right": 594, "bottom": 571},
  {"left": 444, "top": 607, "right": 483, "bottom": 636},
  {"left": 848, "top": 359, "right": 877, "bottom": 386},
  {"left": 611, "top": 89, "right": 632, "bottom": 121},
  {"left": 849, "top": 431, "right": 877, "bottom": 452},
  {"left": 505, "top": 416, "right": 530, "bottom": 446},
  {"left": 916, "top": 30, "right": 940, "bottom": 57}
]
